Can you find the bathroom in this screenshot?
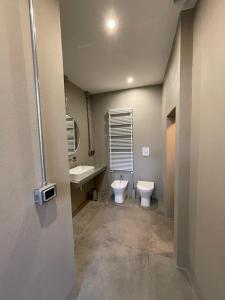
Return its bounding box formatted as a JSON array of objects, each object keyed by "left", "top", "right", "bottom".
[
  {"left": 62, "top": 0, "right": 176, "bottom": 297},
  {"left": 62, "top": 6, "right": 166, "bottom": 198},
  {"left": 65, "top": 68, "right": 175, "bottom": 300},
  {"left": 2, "top": 0, "right": 225, "bottom": 299},
  {"left": 67, "top": 84, "right": 163, "bottom": 213}
]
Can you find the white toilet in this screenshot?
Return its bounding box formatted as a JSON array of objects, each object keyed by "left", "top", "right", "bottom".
[
  {"left": 111, "top": 180, "right": 128, "bottom": 204},
  {"left": 137, "top": 181, "right": 154, "bottom": 207}
]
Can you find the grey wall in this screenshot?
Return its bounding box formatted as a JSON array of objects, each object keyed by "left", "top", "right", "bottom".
[
  {"left": 65, "top": 81, "right": 95, "bottom": 215},
  {"left": 0, "top": 0, "right": 75, "bottom": 299},
  {"left": 90, "top": 86, "right": 163, "bottom": 204},
  {"left": 162, "top": 11, "right": 193, "bottom": 268},
  {"left": 65, "top": 81, "right": 94, "bottom": 167},
  {"left": 162, "top": 24, "right": 181, "bottom": 217},
  {"left": 163, "top": 2, "right": 225, "bottom": 299},
  {"left": 188, "top": 1, "right": 225, "bottom": 299}
]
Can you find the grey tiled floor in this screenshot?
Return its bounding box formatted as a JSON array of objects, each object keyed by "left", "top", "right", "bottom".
[{"left": 73, "top": 199, "right": 195, "bottom": 300}]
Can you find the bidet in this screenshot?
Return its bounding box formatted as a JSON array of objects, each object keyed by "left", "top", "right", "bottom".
[{"left": 111, "top": 180, "right": 128, "bottom": 204}]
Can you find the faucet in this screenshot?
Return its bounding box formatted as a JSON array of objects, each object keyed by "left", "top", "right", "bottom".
[
  {"left": 120, "top": 175, "right": 123, "bottom": 181},
  {"left": 72, "top": 156, "right": 77, "bottom": 167}
]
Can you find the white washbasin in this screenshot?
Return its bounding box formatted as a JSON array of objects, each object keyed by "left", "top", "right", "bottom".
[{"left": 70, "top": 165, "right": 95, "bottom": 182}]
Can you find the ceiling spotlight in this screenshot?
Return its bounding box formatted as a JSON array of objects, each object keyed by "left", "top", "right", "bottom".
[
  {"left": 107, "top": 18, "right": 116, "bottom": 30},
  {"left": 105, "top": 17, "right": 118, "bottom": 34},
  {"left": 127, "top": 77, "right": 134, "bottom": 84}
]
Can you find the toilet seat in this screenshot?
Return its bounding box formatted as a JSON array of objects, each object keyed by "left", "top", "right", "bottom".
[{"left": 137, "top": 181, "right": 154, "bottom": 191}]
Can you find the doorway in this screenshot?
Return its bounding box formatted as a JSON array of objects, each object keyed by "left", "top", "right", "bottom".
[{"left": 166, "top": 107, "right": 176, "bottom": 218}]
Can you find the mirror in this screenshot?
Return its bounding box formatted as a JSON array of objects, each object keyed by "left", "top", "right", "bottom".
[{"left": 66, "top": 114, "right": 80, "bottom": 157}]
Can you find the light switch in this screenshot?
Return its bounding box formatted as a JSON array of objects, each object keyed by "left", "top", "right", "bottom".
[{"left": 142, "top": 147, "right": 150, "bottom": 157}]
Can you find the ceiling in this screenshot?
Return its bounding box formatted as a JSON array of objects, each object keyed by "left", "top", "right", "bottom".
[{"left": 60, "top": 0, "right": 196, "bottom": 94}]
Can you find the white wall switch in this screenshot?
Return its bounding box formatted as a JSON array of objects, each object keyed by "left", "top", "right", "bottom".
[{"left": 142, "top": 147, "right": 150, "bottom": 157}]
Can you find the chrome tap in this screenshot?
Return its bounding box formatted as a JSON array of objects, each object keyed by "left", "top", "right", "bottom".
[{"left": 71, "top": 156, "right": 77, "bottom": 168}]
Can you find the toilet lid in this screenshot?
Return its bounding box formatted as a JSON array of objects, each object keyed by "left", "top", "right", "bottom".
[{"left": 137, "top": 181, "right": 154, "bottom": 190}]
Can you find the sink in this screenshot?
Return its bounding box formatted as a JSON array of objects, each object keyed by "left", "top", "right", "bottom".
[{"left": 70, "top": 166, "right": 95, "bottom": 182}]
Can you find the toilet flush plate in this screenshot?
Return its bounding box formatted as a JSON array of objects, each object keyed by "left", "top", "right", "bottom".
[{"left": 142, "top": 147, "right": 150, "bottom": 157}]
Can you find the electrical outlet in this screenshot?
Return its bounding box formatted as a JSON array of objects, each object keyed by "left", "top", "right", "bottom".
[{"left": 34, "top": 183, "right": 57, "bottom": 205}]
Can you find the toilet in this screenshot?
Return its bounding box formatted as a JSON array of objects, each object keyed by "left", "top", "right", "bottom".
[
  {"left": 111, "top": 180, "right": 128, "bottom": 204},
  {"left": 137, "top": 181, "right": 154, "bottom": 207}
]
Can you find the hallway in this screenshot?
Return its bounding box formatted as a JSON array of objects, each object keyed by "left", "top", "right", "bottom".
[
  {"left": 1, "top": 1, "right": 225, "bottom": 299},
  {"left": 73, "top": 200, "right": 195, "bottom": 300}
]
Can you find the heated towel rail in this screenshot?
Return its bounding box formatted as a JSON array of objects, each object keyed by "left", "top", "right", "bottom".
[{"left": 108, "top": 108, "right": 133, "bottom": 172}]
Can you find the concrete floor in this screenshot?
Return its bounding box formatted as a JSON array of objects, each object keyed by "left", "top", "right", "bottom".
[{"left": 73, "top": 199, "right": 195, "bottom": 300}]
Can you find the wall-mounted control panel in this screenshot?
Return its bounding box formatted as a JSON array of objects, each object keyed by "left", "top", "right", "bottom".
[
  {"left": 34, "top": 183, "right": 57, "bottom": 206},
  {"left": 142, "top": 147, "right": 150, "bottom": 157}
]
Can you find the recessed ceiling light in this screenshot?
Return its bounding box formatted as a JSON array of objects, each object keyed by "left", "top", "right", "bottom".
[
  {"left": 127, "top": 77, "right": 134, "bottom": 84},
  {"left": 107, "top": 19, "right": 116, "bottom": 30},
  {"left": 105, "top": 17, "right": 118, "bottom": 34}
]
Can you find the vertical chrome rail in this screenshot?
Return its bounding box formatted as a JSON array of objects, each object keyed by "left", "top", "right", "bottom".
[
  {"left": 28, "top": 0, "right": 47, "bottom": 186},
  {"left": 85, "top": 92, "right": 95, "bottom": 156},
  {"left": 28, "top": 0, "right": 57, "bottom": 205}
]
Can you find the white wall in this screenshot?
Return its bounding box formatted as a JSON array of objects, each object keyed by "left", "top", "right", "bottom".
[{"left": 0, "top": 1, "right": 75, "bottom": 299}]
